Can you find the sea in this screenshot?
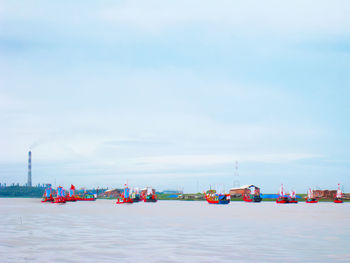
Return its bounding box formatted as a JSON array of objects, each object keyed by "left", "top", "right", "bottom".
[{"left": 0, "top": 198, "right": 349, "bottom": 262}]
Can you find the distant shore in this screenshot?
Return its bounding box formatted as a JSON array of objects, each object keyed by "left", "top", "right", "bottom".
[{"left": 1, "top": 187, "right": 348, "bottom": 202}]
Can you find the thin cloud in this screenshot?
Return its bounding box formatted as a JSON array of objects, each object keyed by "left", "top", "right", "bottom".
[{"left": 100, "top": 0, "right": 350, "bottom": 35}]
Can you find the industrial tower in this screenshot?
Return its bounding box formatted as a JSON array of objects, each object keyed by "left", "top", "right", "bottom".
[{"left": 28, "top": 151, "right": 32, "bottom": 187}]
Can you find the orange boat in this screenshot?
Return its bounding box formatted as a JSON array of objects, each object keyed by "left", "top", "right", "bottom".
[{"left": 205, "top": 190, "right": 230, "bottom": 204}]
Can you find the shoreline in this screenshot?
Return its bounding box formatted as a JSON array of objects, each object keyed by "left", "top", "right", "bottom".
[{"left": 1, "top": 196, "right": 348, "bottom": 202}]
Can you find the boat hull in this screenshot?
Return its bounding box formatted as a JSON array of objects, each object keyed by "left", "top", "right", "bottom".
[
  {"left": 117, "top": 198, "right": 133, "bottom": 204},
  {"left": 276, "top": 197, "right": 290, "bottom": 204},
  {"left": 243, "top": 195, "right": 253, "bottom": 202},
  {"left": 218, "top": 199, "right": 230, "bottom": 204},
  {"left": 41, "top": 198, "right": 54, "bottom": 203},
  {"left": 206, "top": 199, "right": 230, "bottom": 204},
  {"left": 306, "top": 199, "right": 318, "bottom": 203},
  {"left": 276, "top": 200, "right": 289, "bottom": 204},
  {"left": 144, "top": 198, "right": 157, "bottom": 202},
  {"left": 245, "top": 195, "right": 263, "bottom": 203},
  {"left": 253, "top": 196, "right": 262, "bottom": 202},
  {"left": 53, "top": 197, "right": 66, "bottom": 204},
  {"left": 132, "top": 199, "right": 141, "bottom": 203}
]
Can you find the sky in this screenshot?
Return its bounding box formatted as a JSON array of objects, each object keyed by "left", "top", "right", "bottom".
[{"left": 0, "top": 0, "right": 350, "bottom": 193}]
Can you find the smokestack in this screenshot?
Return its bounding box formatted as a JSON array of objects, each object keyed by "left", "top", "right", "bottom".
[{"left": 28, "top": 151, "right": 32, "bottom": 187}]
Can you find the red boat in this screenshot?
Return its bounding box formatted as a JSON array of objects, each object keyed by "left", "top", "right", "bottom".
[
  {"left": 142, "top": 187, "right": 158, "bottom": 203},
  {"left": 41, "top": 186, "right": 54, "bottom": 203},
  {"left": 305, "top": 199, "right": 318, "bottom": 203},
  {"left": 131, "top": 188, "right": 142, "bottom": 202},
  {"left": 41, "top": 197, "right": 54, "bottom": 203},
  {"left": 276, "top": 184, "right": 289, "bottom": 204},
  {"left": 77, "top": 194, "right": 96, "bottom": 201},
  {"left": 276, "top": 197, "right": 290, "bottom": 204},
  {"left": 243, "top": 194, "right": 253, "bottom": 202},
  {"left": 334, "top": 184, "right": 344, "bottom": 203},
  {"left": 117, "top": 198, "right": 133, "bottom": 204},
  {"left": 53, "top": 186, "right": 66, "bottom": 204},
  {"left": 53, "top": 196, "right": 66, "bottom": 203},
  {"left": 66, "top": 184, "right": 77, "bottom": 202},
  {"left": 243, "top": 186, "right": 262, "bottom": 202},
  {"left": 205, "top": 190, "right": 230, "bottom": 204},
  {"left": 305, "top": 188, "right": 318, "bottom": 203},
  {"left": 116, "top": 184, "right": 133, "bottom": 204},
  {"left": 289, "top": 190, "right": 298, "bottom": 204}
]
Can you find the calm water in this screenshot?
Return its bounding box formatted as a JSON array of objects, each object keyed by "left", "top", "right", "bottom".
[{"left": 0, "top": 199, "right": 349, "bottom": 262}]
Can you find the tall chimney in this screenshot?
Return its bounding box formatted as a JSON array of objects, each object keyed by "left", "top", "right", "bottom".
[{"left": 28, "top": 151, "right": 32, "bottom": 187}]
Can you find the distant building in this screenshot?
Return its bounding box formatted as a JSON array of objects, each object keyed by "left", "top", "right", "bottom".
[
  {"left": 313, "top": 190, "right": 337, "bottom": 199},
  {"left": 102, "top": 188, "right": 122, "bottom": 198},
  {"left": 141, "top": 187, "right": 156, "bottom": 195},
  {"left": 230, "top": 185, "right": 260, "bottom": 197}
]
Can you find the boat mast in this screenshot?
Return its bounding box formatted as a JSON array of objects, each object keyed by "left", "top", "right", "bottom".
[{"left": 336, "top": 183, "right": 342, "bottom": 198}]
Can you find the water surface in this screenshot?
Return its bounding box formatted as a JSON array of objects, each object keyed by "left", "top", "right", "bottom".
[{"left": 0, "top": 199, "right": 349, "bottom": 262}]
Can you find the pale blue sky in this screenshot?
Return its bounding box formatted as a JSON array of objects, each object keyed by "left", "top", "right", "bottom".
[{"left": 0, "top": 0, "right": 349, "bottom": 193}]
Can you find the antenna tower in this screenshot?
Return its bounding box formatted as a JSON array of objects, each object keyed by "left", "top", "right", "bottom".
[{"left": 233, "top": 160, "right": 240, "bottom": 188}]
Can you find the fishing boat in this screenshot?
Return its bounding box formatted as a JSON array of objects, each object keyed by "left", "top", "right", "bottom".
[
  {"left": 78, "top": 193, "right": 96, "bottom": 201},
  {"left": 243, "top": 186, "right": 262, "bottom": 202},
  {"left": 66, "top": 184, "right": 77, "bottom": 202},
  {"left": 334, "top": 184, "right": 344, "bottom": 203},
  {"left": 116, "top": 184, "right": 133, "bottom": 204},
  {"left": 143, "top": 187, "right": 157, "bottom": 202},
  {"left": 205, "top": 190, "right": 230, "bottom": 204},
  {"left": 131, "top": 188, "right": 141, "bottom": 203},
  {"left": 53, "top": 186, "right": 66, "bottom": 204},
  {"left": 276, "top": 184, "right": 289, "bottom": 204},
  {"left": 289, "top": 190, "right": 298, "bottom": 203},
  {"left": 305, "top": 188, "right": 318, "bottom": 203},
  {"left": 41, "top": 186, "right": 54, "bottom": 202}
]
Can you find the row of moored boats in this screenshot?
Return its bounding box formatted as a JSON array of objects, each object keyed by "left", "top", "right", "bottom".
[
  {"left": 204, "top": 184, "right": 345, "bottom": 205},
  {"left": 116, "top": 185, "right": 157, "bottom": 204},
  {"left": 42, "top": 184, "right": 157, "bottom": 204},
  {"left": 41, "top": 185, "right": 96, "bottom": 203},
  {"left": 43, "top": 183, "right": 345, "bottom": 205}
]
